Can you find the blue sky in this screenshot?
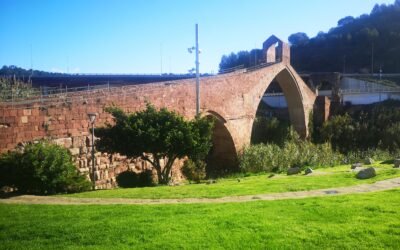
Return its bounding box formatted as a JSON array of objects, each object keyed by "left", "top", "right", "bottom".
[{"left": 0, "top": 0, "right": 394, "bottom": 74}]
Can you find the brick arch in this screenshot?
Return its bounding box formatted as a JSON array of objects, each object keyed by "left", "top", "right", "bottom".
[
  {"left": 203, "top": 110, "right": 238, "bottom": 176},
  {"left": 250, "top": 66, "right": 313, "bottom": 139}
]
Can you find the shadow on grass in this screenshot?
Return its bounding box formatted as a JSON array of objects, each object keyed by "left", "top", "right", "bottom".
[
  {"left": 0, "top": 191, "right": 24, "bottom": 199},
  {"left": 382, "top": 159, "right": 394, "bottom": 164}
]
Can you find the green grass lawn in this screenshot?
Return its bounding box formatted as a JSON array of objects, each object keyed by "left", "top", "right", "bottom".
[
  {"left": 1, "top": 189, "right": 400, "bottom": 249},
  {"left": 60, "top": 162, "right": 400, "bottom": 199}
]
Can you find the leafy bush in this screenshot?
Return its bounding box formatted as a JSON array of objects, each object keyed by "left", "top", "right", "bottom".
[
  {"left": 239, "top": 141, "right": 342, "bottom": 173},
  {"left": 182, "top": 159, "right": 206, "bottom": 183},
  {"left": 116, "top": 170, "right": 153, "bottom": 188},
  {"left": 251, "top": 117, "right": 289, "bottom": 145},
  {"left": 343, "top": 148, "right": 398, "bottom": 164},
  {"left": 320, "top": 114, "right": 357, "bottom": 152},
  {"left": 320, "top": 101, "right": 400, "bottom": 153},
  {"left": 0, "top": 141, "right": 91, "bottom": 194}
]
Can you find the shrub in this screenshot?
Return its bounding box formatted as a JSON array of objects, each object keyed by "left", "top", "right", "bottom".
[
  {"left": 382, "top": 122, "right": 400, "bottom": 152},
  {"left": 0, "top": 141, "right": 91, "bottom": 194},
  {"left": 343, "top": 148, "right": 398, "bottom": 164},
  {"left": 320, "top": 114, "right": 357, "bottom": 152},
  {"left": 239, "top": 141, "right": 342, "bottom": 173},
  {"left": 116, "top": 170, "right": 153, "bottom": 188},
  {"left": 181, "top": 159, "right": 206, "bottom": 183},
  {"left": 320, "top": 101, "right": 400, "bottom": 153},
  {"left": 251, "top": 117, "right": 290, "bottom": 146}
]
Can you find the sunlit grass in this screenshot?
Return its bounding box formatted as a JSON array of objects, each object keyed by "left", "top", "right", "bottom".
[
  {"left": 1, "top": 189, "right": 400, "bottom": 249},
  {"left": 59, "top": 161, "right": 400, "bottom": 199}
]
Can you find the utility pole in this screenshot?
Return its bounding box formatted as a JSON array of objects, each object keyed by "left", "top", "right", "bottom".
[
  {"left": 160, "top": 43, "right": 163, "bottom": 75},
  {"left": 30, "top": 44, "right": 33, "bottom": 77},
  {"left": 188, "top": 24, "right": 200, "bottom": 116},
  {"left": 195, "top": 23, "right": 200, "bottom": 116}
]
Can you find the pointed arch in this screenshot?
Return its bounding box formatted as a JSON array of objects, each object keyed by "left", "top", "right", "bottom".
[{"left": 203, "top": 110, "right": 238, "bottom": 176}]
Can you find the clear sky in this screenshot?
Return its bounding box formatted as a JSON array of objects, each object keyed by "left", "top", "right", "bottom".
[{"left": 0, "top": 0, "right": 394, "bottom": 74}]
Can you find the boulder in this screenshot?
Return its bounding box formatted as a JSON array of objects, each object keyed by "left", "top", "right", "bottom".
[
  {"left": 351, "top": 163, "right": 363, "bottom": 170},
  {"left": 365, "top": 158, "right": 374, "bottom": 165},
  {"left": 356, "top": 167, "right": 376, "bottom": 179},
  {"left": 304, "top": 167, "right": 313, "bottom": 175},
  {"left": 394, "top": 159, "right": 400, "bottom": 168},
  {"left": 287, "top": 167, "right": 301, "bottom": 175},
  {"left": 206, "top": 179, "right": 217, "bottom": 185}
]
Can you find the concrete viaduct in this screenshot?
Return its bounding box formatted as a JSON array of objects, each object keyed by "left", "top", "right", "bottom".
[{"left": 0, "top": 36, "right": 317, "bottom": 187}]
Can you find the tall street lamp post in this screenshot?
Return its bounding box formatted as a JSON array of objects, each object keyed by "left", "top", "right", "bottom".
[
  {"left": 188, "top": 23, "right": 200, "bottom": 116},
  {"left": 87, "top": 112, "right": 97, "bottom": 190}
]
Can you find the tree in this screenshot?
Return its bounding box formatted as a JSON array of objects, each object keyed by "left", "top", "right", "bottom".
[
  {"left": 95, "top": 103, "right": 214, "bottom": 184},
  {"left": 338, "top": 16, "right": 355, "bottom": 26},
  {"left": 288, "top": 32, "right": 309, "bottom": 46}
]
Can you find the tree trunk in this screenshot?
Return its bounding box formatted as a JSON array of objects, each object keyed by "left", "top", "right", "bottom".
[{"left": 142, "top": 155, "right": 176, "bottom": 185}]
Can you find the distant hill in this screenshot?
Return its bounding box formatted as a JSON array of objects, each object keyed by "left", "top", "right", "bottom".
[
  {"left": 219, "top": 0, "right": 400, "bottom": 73},
  {"left": 290, "top": 0, "right": 400, "bottom": 73},
  {"left": 0, "top": 65, "right": 66, "bottom": 77},
  {"left": 0, "top": 65, "right": 198, "bottom": 88}
]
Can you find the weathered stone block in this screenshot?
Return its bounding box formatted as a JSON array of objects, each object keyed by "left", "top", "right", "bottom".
[
  {"left": 21, "top": 116, "right": 28, "bottom": 124},
  {"left": 23, "top": 109, "right": 32, "bottom": 116},
  {"left": 69, "top": 148, "right": 80, "bottom": 156},
  {"left": 394, "top": 159, "right": 400, "bottom": 168},
  {"left": 287, "top": 167, "right": 301, "bottom": 175},
  {"left": 351, "top": 163, "right": 362, "bottom": 170},
  {"left": 304, "top": 167, "right": 313, "bottom": 175},
  {"left": 356, "top": 167, "right": 376, "bottom": 179},
  {"left": 365, "top": 158, "right": 374, "bottom": 165}
]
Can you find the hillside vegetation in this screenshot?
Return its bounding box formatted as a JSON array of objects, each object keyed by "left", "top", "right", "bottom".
[{"left": 219, "top": 1, "right": 400, "bottom": 73}]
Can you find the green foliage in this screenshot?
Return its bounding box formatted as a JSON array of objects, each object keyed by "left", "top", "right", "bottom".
[
  {"left": 95, "top": 103, "right": 213, "bottom": 184},
  {"left": 0, "top": 77, "right": 37, "bottom": 101},
  {"left": 219, "top": 49, "right": 263, "bottom": 72},
  {"left": 0, "top": 65, "right": 65, "bottom": 77},
  {"left": 219, "top": 2, "right": 400, "bottom": 73},
  {"left": 382, "top": 122, "right": 400, "bottom": 151},
  {"left": 288, "top": 32, "right": 309, "bottom": 46},
  {"left": 0, "top": 141, "right": 91, "bottom": 194},
  {"left": 239, "top": 140, "right": 342, "bottom": 173},
  {"left": 116, "top": 170, "right": 153, "bottom": 188},
  {"left": 320, "top": 114, "right": 356, "bottom": 152},
  {"left": 62, "top": 161, "right": 399, "bottom": 199},
  {"left": 3, "top": 189, "right": 400, "bottom": 249},
  {"left": 181, "top": 159, "right": 206, "bottom": 183},
  {"left": 344, "top": 149, "right": 397, "bottom": 164},
  {"left": 251, "top": 117, "right": 289, "bottom": 145},
  {"left": 320, "top": 101, "right": 400, "bottom": 153},
  {"left": 290, "top": 2, "right": 400, "bottom": 73}
]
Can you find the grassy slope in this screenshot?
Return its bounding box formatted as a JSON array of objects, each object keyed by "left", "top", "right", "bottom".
[
  {"left": 1, "top": 189, "right": 400, "bottom": 249},
  {"left": 61, "top": 162, "right": 400, "bottom": 199}
]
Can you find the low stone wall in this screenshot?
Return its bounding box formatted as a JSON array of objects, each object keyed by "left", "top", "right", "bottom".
[{"left": 36, "top": 135, "right": 184, "bottom": 189}]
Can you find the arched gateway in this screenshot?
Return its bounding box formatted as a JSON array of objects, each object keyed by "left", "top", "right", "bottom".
[{"left": 0, "top": 36, "right": 317, "bottom": 186}]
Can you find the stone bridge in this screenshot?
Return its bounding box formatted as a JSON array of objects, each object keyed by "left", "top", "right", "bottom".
[{"left": 0, "top": 36, "right": 317, "bottom": 187}]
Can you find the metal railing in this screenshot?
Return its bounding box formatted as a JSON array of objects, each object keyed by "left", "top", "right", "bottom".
[
  {"left": 1, "top": 83, "right": 111, "bottom": 106},
  {"left": 245, "top": 61, "right": 278, "bottom": 72},
  {"left": 218, "top": 65, "right": 245, "bottom": 74},
  {"left": 339, "top": 87, "right": 400, "bottom": 95}
]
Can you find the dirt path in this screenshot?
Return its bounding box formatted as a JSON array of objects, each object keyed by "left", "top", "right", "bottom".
[{"left": 1, "top": 177, "right": 400, "bottom": 205}]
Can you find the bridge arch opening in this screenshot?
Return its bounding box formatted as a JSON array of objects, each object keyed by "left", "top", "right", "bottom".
[
  {"left": 204, "top": 112, "right": 238, "bottom": 177},
  {"left": 251, "top": 67, "right": 306, "bottom": 144}
]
